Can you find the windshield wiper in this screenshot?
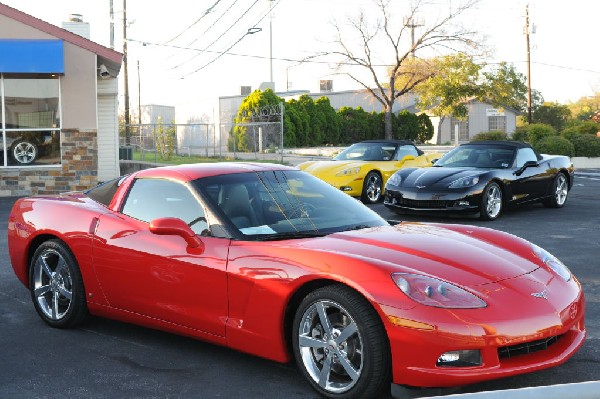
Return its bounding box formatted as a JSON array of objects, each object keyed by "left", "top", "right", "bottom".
[{"left": 253, "top": 231, "right": 329, "bottom": 241}]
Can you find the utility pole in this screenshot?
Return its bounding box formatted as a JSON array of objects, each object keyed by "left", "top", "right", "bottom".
[
  {"left": 109, "top": 0, "right": 114, "bottom": 49},
  {"left": 269, "top": 0, "right": 274, "bottom": 83},
  {"left": 404, "top": 16, "right": 424, "bottom": 58},
  {"left": 525, "top": 4, "right": 533, "bottom": 124},
  {"left": 123, "top": 0, "right": 131, "bottom": 146},
  {"left": 137, "top": 60, "right": 141, "bottom": 125}
]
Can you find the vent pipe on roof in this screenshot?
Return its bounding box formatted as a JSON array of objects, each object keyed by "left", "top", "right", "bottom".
[
  {"left": 69, "top": 14, "right": 83, "bottom": 22},
  {"left": 62, "top": 14, "right": 90, "bottom": 39}
]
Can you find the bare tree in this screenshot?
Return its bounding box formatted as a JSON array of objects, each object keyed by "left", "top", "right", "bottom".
[{"left": 327, "top": 0, "right": 480, "bottom": 139}]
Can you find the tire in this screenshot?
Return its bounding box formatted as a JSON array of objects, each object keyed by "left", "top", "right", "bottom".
[
  {"left": 543, "top": 173, "right": 569, "bottom": 208},
  {"left": 29, "top": 240, "right": 88, "bottom": 328},
  {"left": 361, "top": 172, "right": 382, "bottom": 204},
  {"left": 479, "top": 182, "right": 502, "bottom": 221},
  {"left": 292, "top": 285, "right": 390, "bottom": 399},
  {"left": 11, "top": 139, "right": 38, "bottom": 165}
]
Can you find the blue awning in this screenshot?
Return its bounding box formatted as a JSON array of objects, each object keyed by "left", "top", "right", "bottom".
[{"left": 0, "top": 39, "right": 64, "bottom": 73}]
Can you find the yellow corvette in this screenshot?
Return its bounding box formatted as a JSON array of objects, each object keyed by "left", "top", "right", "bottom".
[{"left": 298, "top": 140, "right": 441, "bottom": 204}]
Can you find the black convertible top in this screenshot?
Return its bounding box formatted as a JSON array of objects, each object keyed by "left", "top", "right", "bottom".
[{"left": 463, "top": 140, "right": 532, "bottom": 149}]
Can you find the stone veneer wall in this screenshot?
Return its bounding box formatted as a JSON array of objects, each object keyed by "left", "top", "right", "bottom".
[{"left": 0, "top": 129, "right": 98, "bottom": 196}]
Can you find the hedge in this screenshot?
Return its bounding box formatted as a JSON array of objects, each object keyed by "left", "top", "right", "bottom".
[
  {"left": 533, "top": 136, "right": 574, "bottom": 157},
  {"left": 471, "top": 131, "right": 508, "bottom": 141},
  {"left": 571, "top": 134, "right": 600, "bottom": 157}
]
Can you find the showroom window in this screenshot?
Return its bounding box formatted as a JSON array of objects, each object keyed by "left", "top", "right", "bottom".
[{"left": 1, "top": 74, "right": 61, "bottom": 167}]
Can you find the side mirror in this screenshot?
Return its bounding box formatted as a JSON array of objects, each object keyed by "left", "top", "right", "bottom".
[
  {"left": 514, "top": 160, "right": 538, "bottom": 176},
  {"left": 149, "top": 217, "right": 204, "bottom": 251},
  {"left": 431, "top": 158, "right": 439, "bottom": 165}
]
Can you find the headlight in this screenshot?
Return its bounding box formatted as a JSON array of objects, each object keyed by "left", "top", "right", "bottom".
[
  {"left": 448, "top": 175, "right": 480, "bottom": 188},
  {"left": 336, "top": 167, "right": 361, "bottom": 177},
  {"left": 392, "top": 273, "right": 487, "bottom": 308},
  {"left": 532, "top": 244, "right": 571, "bottom": 281},
  {"left": 387, "top": 173, "right": 402, "bottom": 187}
]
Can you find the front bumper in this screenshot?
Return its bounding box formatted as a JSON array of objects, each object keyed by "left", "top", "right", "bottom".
[
  {"left": 384, "top": 187, "right": 482, "bottom": 214},
  {"left": 313, "top": 174, "right": 365, "bottom": 197},
  {"left": 381, "top": 274, "right": 586, "bottom": 388}
]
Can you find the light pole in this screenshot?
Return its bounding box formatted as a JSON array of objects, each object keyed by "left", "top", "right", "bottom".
[
  {"left": 122, "top": 0, "right": 130, "bottom": 147},
  {"left": 269, "top": 0, "right": 274, "bottom": 84}
]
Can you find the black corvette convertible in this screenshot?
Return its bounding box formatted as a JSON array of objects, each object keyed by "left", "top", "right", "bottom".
[{"left": 384, "top": 141, "right": 574, "bottom": 220}]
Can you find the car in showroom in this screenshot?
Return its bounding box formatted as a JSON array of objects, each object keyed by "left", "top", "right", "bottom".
[
  {"left": 384, "top": 140, "right": 574, "bottom": 220},
  {"left": 298, "top": 140, "right": 440, "bottom": 203},
  {"left": 0, "top": 131, "right": 54, "bottom": 165},
  {"left": 7, "top": 163, "right": 585, "bottom": 399}
]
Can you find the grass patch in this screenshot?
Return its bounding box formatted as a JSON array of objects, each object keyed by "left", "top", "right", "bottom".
[{"left": 131, "top": 150, "right": 287, "bottom": 165}]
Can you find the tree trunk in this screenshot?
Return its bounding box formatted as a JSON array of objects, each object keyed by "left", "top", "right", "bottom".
[
  {"left": 384, "top": 105, "right": 393, "bottom": 140},
  {"left": 435, "top": 116, "right": 446, "bottom": 145}
]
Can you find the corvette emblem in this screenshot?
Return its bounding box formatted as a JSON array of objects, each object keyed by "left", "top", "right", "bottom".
[
  {"left": 531, "top": 290, "right": 548, "bottom": 300},
  {"left": 569, "top": 303, "right": 578, "bottom": 319}
]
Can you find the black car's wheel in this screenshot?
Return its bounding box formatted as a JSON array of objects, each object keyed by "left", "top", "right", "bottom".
[
  {"left": 361, "top": 172, "right": 382, "bottom": 204},
  {"left": 479, "top": 182, "right": 503, "bottom": 221},
  {"left": 293, "top": 285, "right": 390, "bottom": 399},
  {"left": 29, "top": 240, "right": 88, "bottom": 328},
  {"left": 543, "top": 173, "right": 569, "bottom": 208},
  {"left": 11, "top": 139, "right": 38, "bottom": 165}
]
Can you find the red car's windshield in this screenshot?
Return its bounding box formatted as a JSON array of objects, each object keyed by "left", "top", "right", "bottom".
[{"left": 194, "top": 170, "right": 387, "bottom": 240}]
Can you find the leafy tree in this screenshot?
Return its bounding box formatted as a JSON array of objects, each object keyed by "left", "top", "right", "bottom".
[
  {"left": 480, "top": 62, "right": 528, "bottom": 113},
  {"left": 532, "top": 102, "right": 571, "bottom": 131},
  {"left": 155, "top": 117, "right": 176, "bottom": 161},
  {"left": 232, "top": 89, "right": 282, "bottom": 152},
  {"left": 415, "top": 53, "right": 481, "bottom": 144},
  {"left": 567, "top": 92, "right": 600, "bottom": 121},
  {"left": 284, "top": 99, "right": 310, "bottom": 147},
  {"left": 327, "top": 0, "right": 480, "bottom": 139}
]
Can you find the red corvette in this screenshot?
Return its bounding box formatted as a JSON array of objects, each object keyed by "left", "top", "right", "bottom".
[{"left": 7, "top": 163, "right": 585, "bottom": 398}]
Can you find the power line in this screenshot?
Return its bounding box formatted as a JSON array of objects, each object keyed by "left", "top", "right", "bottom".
[
  {"left": 168, "top": 0, "right": 260, "bottom": 71},
  {"left": 163, "top": 0, "right": 223, "bottom": 44}
]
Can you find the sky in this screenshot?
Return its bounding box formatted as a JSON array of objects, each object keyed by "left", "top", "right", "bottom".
[{"left": 3, "top": 0, "right": 599, "bottom": 122}]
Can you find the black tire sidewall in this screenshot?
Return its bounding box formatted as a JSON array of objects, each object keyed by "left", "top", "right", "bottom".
[
  {"left": 29, "top": 239, "right": 88, "bottom": 328},
  {"left": 292, "top": 285, "right": 390, "bottom": 399}
]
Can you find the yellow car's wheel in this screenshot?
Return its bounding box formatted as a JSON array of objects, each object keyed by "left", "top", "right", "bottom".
[{"left": 361, "top": 172, "right": 382, "bottom": 204}]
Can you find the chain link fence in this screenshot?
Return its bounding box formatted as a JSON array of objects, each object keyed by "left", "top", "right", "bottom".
[{"left": 119, "top": 103, "right": 293, "bottom": 163}]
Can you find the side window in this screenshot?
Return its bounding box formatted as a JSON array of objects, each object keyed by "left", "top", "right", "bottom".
[
  {"left": 122, "top": 179, "right": 208, "bottom": 235},
  {"left": 395, "top": 145, "right": 419, "bottom": 160},
  {"left": 515, "top": 148, "right": 538, "bottom": 168}
]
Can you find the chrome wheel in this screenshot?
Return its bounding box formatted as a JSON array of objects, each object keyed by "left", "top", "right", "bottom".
[
  {"left": 30, "top": 240, "right": 88, "bottom": 328},
  {"left": 362, "top": 172, "right": 382, "bottom": 204},
  {"left": 298, "top": 299, "right": 363, "bottom": 394},
  {"left": 32, "top": 248, "right": 73, "bottom": 321},
  {"left": 555, "top": 174, "right": 568, "bottom": 206},
  {"left": 293, "top": 286, "right": 390, "bottom": 399},
  {"left": 12, "top": 140, "right": 37, "bottom": 164},
  {"left": 480, "top": 182, "right": 502, "bottom": 220}
]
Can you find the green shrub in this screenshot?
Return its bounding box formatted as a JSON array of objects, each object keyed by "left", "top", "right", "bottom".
[
  {"left": 571, "top": 134, "right": 600, "bottom": 157},
  {"left": 560, "top": 126, "right": 584, "bottom": 143},
  {"left": 511, "top": 126, "right": 529, "bottom": 142},
  {"left": 533, "top": 136, "right": 574, "bottom": 157},
  {"left": 471, "top": 131, "right": 508, "bottom": 141},
  {"left": 525, "top": 123, "right": 557, "bottom": 144}
]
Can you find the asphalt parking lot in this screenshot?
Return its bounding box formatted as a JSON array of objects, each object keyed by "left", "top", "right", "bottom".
[{"left": 1, "top": 170, "right": 599, "bottom": 399}]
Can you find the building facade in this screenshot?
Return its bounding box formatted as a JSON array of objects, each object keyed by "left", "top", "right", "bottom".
[{"left": 0, "top": 4, "right": 122, "bottom": 196}]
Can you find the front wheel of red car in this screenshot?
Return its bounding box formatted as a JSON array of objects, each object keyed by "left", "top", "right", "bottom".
[
  {"left": 293, "top": 285, "right": 390, "bottom": 399},
  {"left": 29, "top": 240, "right": 88, "bottom": 328}
]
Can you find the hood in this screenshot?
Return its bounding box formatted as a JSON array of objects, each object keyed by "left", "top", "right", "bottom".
[
  {"left": 298, "top": 160, "right": 366, "bottom": 177},
  {"left": 295, "top": 223, "right": 538, "bottom": 287},
  {"left": 399, "top": 167, "right": 487, "bottom": 188}
]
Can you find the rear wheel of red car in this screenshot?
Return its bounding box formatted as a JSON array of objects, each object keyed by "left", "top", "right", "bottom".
[
  {"left": 361, "top": 172, "right": 382, "bottom": 204},
  {"left": 292, "top": 285, "right": 390, "bottom": 399},
  {"left": 479, "top": 182, "right": 503, "bottom": 221},
  {"left": 543, "top": 173, "right": 569, "bottom": 208},
  {"left": 29, "top": 240, "right": 88, "bottom": 328}
]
